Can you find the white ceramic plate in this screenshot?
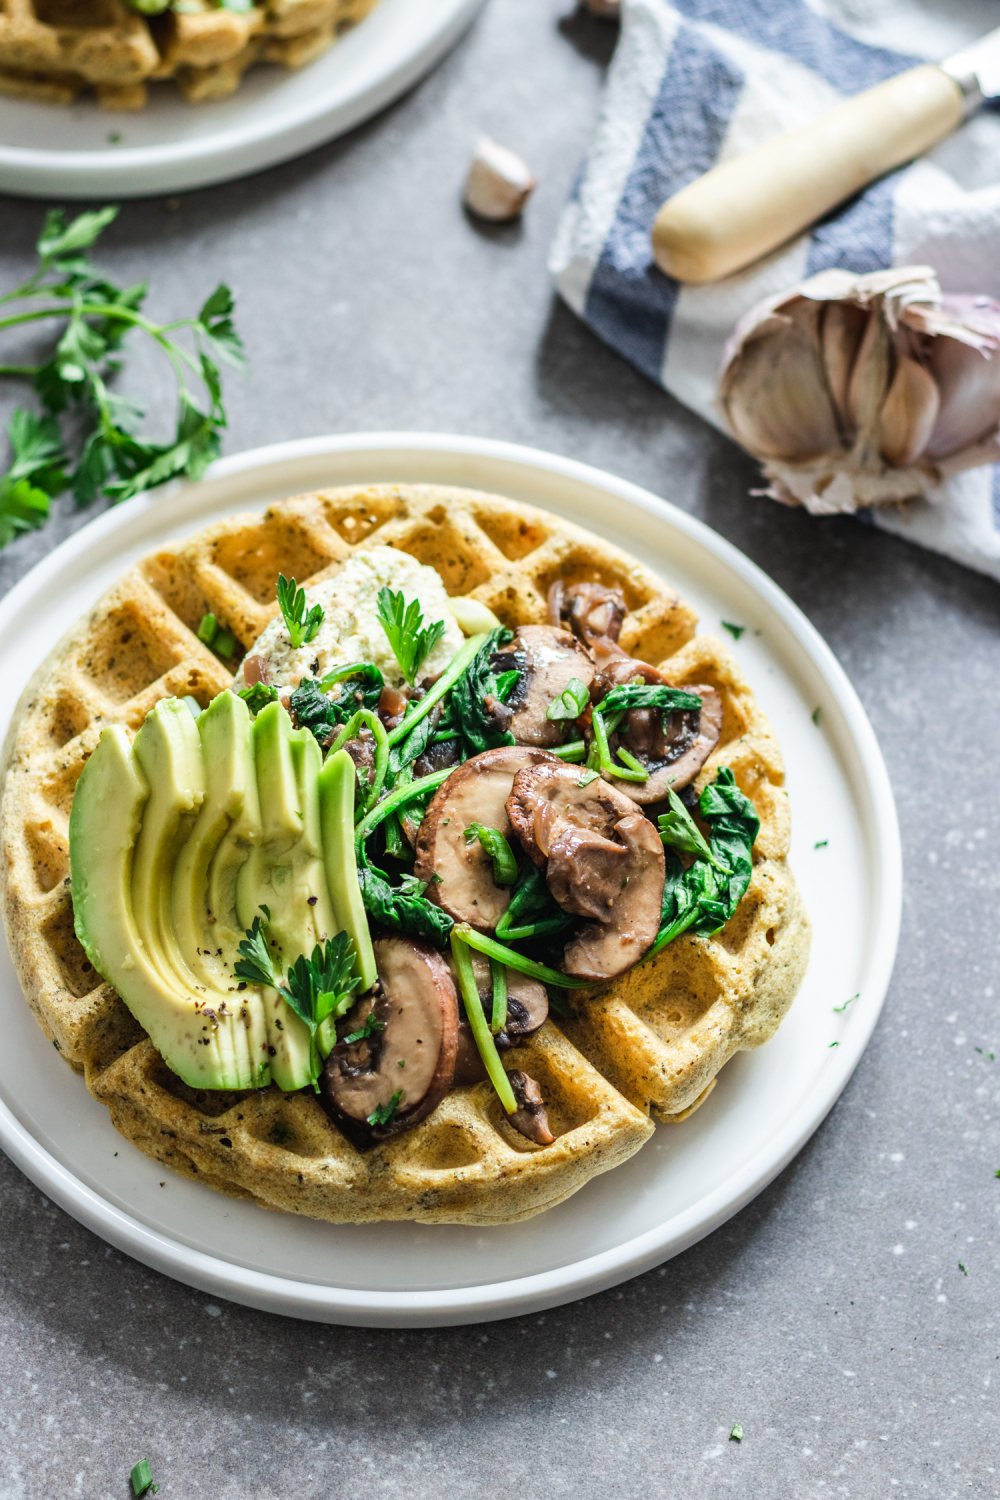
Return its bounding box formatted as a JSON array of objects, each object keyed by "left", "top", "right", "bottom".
[
  {"left": 0, "top": 433, "right": 901, "bottom": 1327},
  {"left": 0, "top": 0, "right": 484, "bottom": 199}
]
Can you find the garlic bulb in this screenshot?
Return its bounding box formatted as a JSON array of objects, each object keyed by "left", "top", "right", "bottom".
[{"left": 717, "top": 267, "right": 1000, "bottom": 515}]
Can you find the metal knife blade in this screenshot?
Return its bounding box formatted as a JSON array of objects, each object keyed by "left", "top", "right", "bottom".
[{"left": 942, "top": 26, "right": 1000, "bottom": 111}]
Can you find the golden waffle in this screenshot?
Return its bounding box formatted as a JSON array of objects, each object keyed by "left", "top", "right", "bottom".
[
  {"left": 0, "top": 0, "right": 380, "bottom": 109},
  {"left": 0, "top": 484, "right": 810, "bottom": 1225}
]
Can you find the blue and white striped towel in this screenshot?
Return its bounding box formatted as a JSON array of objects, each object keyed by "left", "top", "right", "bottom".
[{"left": 549, "top": 0, "right": 1000, "bottom": 582}]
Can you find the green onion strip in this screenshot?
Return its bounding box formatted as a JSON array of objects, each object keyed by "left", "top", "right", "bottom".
[
  {"left": 493, "top": 915, "right": 568, "bottom": 942},
  {"left": 352, "top": 765, "right": 454, "bottom": 846},
  {"left": 385, "top": 633, "right": 486, "bottom": 748},
  {"left": 454, "top": 925, "right": 594, "bottom": 989},
  {"left": 591, "top": 707, "right": 646, "bottom": 784},
  {"left": 490, "top": 957, "right": 508, "bottom": 1035},
  {"left": 326, "top": 709, "right": 389, "bottom": 820},
  {"left": 552, "top": 740, "right": 587, "bottom": 762},
  {"left": 644, "top": 904, "right": 700, "bottom": 963},
  {"left": 450, "top": 933, "right": 517, "bottom": 1113}
]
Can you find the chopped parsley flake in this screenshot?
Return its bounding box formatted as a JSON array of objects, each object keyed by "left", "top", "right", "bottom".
[
  {"left": 721, "top": 622, "right": 745, "bottom": 641},
  {"left": 368, "top": 1090, "right": 403, "bottom": 1128},
  {"left": 130, "top": 1459, "right": 159, "bottom": 1496}
]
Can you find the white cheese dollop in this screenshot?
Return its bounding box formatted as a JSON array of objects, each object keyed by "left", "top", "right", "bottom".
[{"left": 232, "top": 546, "right": 465, "bottom": 691}]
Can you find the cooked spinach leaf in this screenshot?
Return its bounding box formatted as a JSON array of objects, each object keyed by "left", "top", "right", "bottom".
[
  {"left": 319, "top": 661, "right": 384, "bottom": 711},
  {"left": 450, "top": 625, "right": 514, "bottom": 755},
  {"left": 291, "top": 667, "right": 386, "bottom": 749},
  {"left": 647, "top": 767, "right": 759, "bottom": 958},
  {"left": 597, "top": 683, "right": 702, "bottom": 716},
  {"left": 494, "top": 863, "right": 573, "bottom": 942},
  {"left": 387, "top": 711, "right": 434, "bottom": 779},
  {"left": 356, "top": 843, "right": 454, "bottom": 947},
  {"left": 289, "top": 678, "right": 338, "bottom": 743},
  {"left": 237, "top": 682, "right": 279, "bottom": 717}
]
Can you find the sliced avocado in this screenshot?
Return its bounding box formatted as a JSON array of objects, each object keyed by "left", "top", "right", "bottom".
[
  {"left": 131, "top": 698, "right": 207, "bottom": 997},
  {"left": 173, "top": 690, "right": 259, "bottom": 991},
  {"left": 236, "top": 700, "right": 343, "bottom": 1091},
  {"left": 206, "top": 697, "right": 263, "bottom": 967},
  {"left": 70, "top": 722, "right": 270, "bottom": 1090},
  {"left": 237, "top": 703, "right": 337, "bottom": 960},
  {"left": 289, "top": 723, "right": 338, "bottom": 946},
  {"left": 318, "top": 748, "right": 377, "bottom": 993}
]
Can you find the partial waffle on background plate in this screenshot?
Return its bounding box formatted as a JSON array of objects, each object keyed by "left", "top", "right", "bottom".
[
  {"left": 0, "top": 484, "right": 810, "bottom": 1225},
  {"left": 0, "top": 0, "right": 380, "bottom": 109}
]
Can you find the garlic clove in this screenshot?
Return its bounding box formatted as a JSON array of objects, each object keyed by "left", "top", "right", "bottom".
[
  {"left": 924, "top": 333, "right": 1000, "bottom": 459},
  {"left": 878, "top": 353, "right": 940, "bottom": 467},
  {"left": 720, "top": 300, "right": 840, "bottom": 461},
  {"left": 820, "top": 301, "right": 867, "bottom": 435},
  {"left": 463, "top": 139, "right": 537, "bottom": 222}
]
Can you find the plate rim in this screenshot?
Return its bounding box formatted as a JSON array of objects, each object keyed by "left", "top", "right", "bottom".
[
  {"left": 0, "top": 0, "right": 485, "bottom": 200},
  {"left": 0, "top": 431, "right": 903, "bottom": 1326}
]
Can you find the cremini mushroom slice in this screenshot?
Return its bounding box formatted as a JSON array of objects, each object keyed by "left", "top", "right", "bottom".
[
  {"left": 318, "top": 936, "right": 458, "bottom": 1149},
  {"left": 492, "top": 625, "right": 594, "bottom": 748},
  {"left": 590, "top": 656, "right": 723, "bottom": 802},
  {"left": 507, "top": 760, "right": 665, "bottom": 981},
  {"left": 508, "top": 1071, "right": 556, "bottom": 1146},
  {"left": 450, "top": 949, "right": 548, "bottom": 1086},
  {"left": 561, "top": 812, "right": 665, "bottom": 980},
  {"left": 548, "top": 579, "right": 627, "bottom": 654},
  {"left": 414, "top": 746, "right": 559, "bottom": 930}
]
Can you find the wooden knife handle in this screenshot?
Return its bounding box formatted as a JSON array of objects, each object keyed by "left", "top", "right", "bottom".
[{"left": 651, "top": 65, "right": 964, "bottom": 284}]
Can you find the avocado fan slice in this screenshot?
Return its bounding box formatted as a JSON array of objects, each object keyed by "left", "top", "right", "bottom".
[
  {"left": 70, "top": 719, "right": 269, "bottom": 1090},
  {"left": 235, "top": 700, "right": 347, "bottom": 1090}
]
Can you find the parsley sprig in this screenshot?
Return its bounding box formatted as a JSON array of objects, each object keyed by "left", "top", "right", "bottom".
[
  {"left": 376, "top": 585, "right": 446, "bottom": 685},
  {"left": 234, "top": 911, "right": 360, "bottom": 1088},
  {"left": 277, "top": 573, "right": 324, "bottom": 650},
  {"left": 0, "top": 206, "right": 245, "bottom": 548}
]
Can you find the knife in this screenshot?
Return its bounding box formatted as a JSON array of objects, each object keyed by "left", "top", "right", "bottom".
[{"left": 651, "top": 28, "right": 1000, "bottom": 284}]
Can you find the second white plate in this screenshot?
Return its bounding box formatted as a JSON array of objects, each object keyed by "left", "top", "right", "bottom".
[
  {"left": 0, "top": 0, "right": 485, "bottom": 199},
  {"left": 0, "top": 433, "right": 901, "bottom": 1326}
]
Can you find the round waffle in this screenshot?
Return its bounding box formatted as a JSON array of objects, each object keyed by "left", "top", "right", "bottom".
[
  {"left": 0, "top": 0, "right": 379, "bottom": 111},
  {"left": 0, "top": 483, "right": 810, "bottom": 1225}
]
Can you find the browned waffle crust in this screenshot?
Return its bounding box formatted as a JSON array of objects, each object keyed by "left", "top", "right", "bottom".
[
  {"left": 0, "top": 0, "right": 380, "bottom": 110},
  {"left": 0, "top": 484, "right": 810, "bottom": 1225}
]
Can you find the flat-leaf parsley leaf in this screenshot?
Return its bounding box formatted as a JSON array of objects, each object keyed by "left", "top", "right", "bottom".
[
  {"left": 277, "top": 573, "right": 324, "bottom": 650},
  {"left": 376, "top": 585, "right": 446, "bottom": 685}
]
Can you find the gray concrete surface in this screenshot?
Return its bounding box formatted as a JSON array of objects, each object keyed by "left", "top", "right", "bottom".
[{"left": 1, "top": 0, "right": 998, "bottom": 1494}]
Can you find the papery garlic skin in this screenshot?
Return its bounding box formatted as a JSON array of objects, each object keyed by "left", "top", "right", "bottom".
[{"left": 717, "top": 266, "right": 1000, "bottom": 515}]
